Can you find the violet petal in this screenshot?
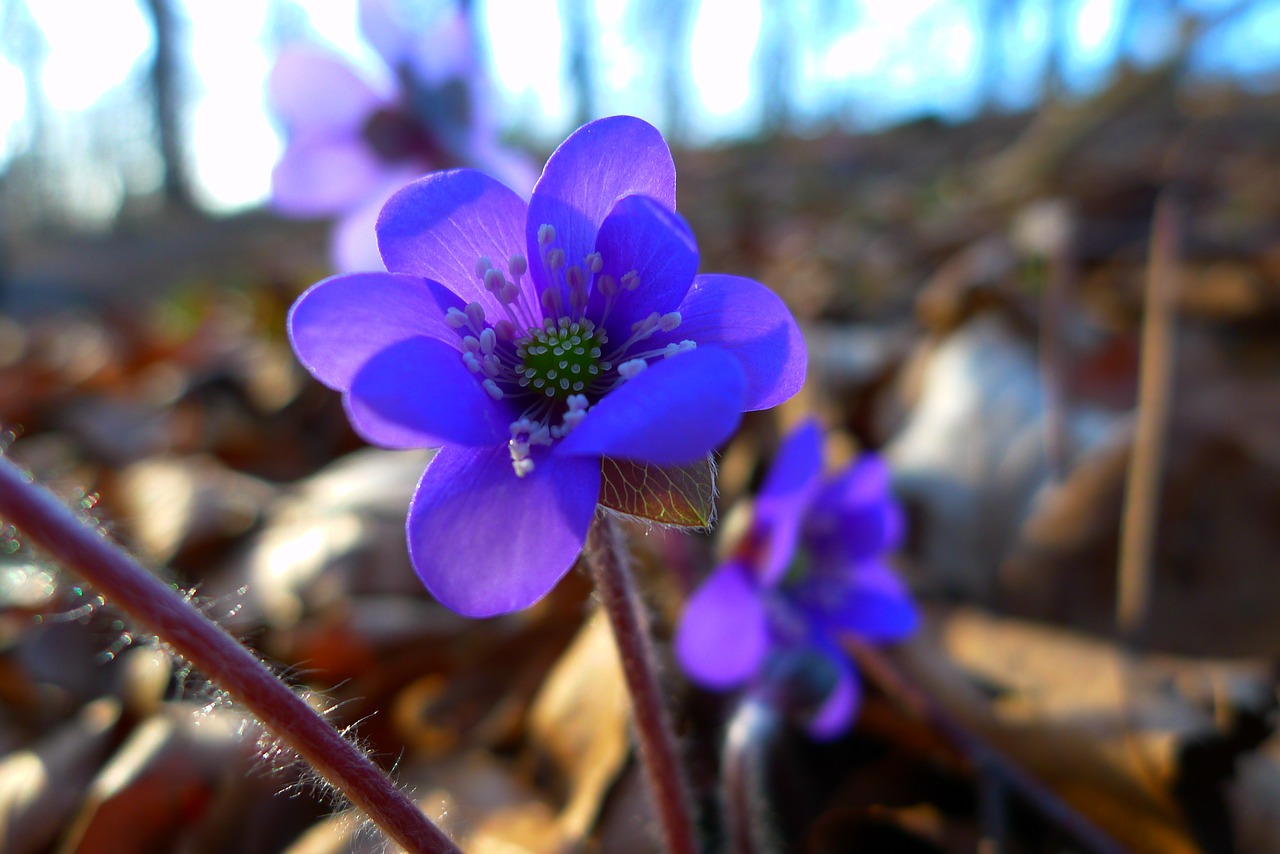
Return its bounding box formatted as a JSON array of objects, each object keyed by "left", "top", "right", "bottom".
[
  {"left": 271, "top": 135, "right": 385, "bottom": 217},
  {"left": 346, "top": 337, "right": 510, "bottom": 448},
  {"left": 805, "top": 651, "right": 861, "bottom": 740},
  {"left": 556, "top": 348, "right": 746, "bottom": 465},
  {"left": 268, "top": 45, "right": 385, "bottom": 136},
  {"left": 526, "top": 116, "right": 676, "bottom": 299},
  {"left": 653, "top": 274, "right": 807, "bottom": 412},
  {"left": 377, "top": 169, "right": 529, "bottom": 319},
  {"left": 754, "top": 419, "right": 825, "bottom": 585},
  {"left": 288, "top": 271, "right": 464, "bottom": 391},
  {"left": 675, "top": 561, "right": 769, "bottom": 689},
  {"left": 407, "top": 444, "right": 600, "bottom": 617},
  {"left": 589, "top": 194, "right": 699, "bottom": 344}
]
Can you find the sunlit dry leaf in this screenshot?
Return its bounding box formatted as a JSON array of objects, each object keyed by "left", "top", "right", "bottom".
[
  {"left": 598, "top": 455, "right": 717, "bottom": 529},
  {"left": 527, "top": 612, "right": 629, "bottom": 842}
]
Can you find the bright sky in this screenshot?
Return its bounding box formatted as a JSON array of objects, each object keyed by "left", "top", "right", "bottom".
[{"left": 1, "top": 0, "right": 1277, "bottom": 214}]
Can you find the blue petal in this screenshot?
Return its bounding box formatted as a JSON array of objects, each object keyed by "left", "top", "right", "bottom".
[
  {"left": 587, "top": 195, "right": 699, "bottom": 345},
  {"left": 651, "top": 275, "right": 807, "bottom": 412},
  {"left": 268, "top": 45, "right": 384, "bottom": 136},
  {"left": 675, "top": 561, "right": 769, "bottom": 689},
  {"left": 346, "top": 337, "right": 511, "bottom": 449},
  {"left": 271, "top": 136, "right": 385, "bottom": 217},
  {"left": 805, "top": 650, "right": 861, "bottom": 740},
  {"left": 526, "top": 117, "right": 676, "bottom": 301},
  {"left": 805, "top": 455, "right": 904, "bottom": 562},
  {"left": 407, "top": 444, "right": 601, "bottom": 617},
  {"left": 811, "top": 561, "right": 919, "bottom": 643},
  {"left": 288, "top": 272, "right": 465, "bottom": 390},
  {"left": 377, "top": 169, "right": 530, "bottom": 319},
  {"left": 754, "top": 420, "right": 825, "bottom": 585},
  {"left": 556, "top": 348, "right": 746, "bottom": 465}
]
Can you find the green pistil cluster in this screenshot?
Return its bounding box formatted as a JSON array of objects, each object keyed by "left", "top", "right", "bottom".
[{"left": 515, "top": 317, "right": 612, "bottom": 399}]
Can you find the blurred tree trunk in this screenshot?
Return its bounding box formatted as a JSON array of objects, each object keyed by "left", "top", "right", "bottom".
[
  {"left": 560, "top": 0, "right": 597, "bottom": 127},
  {"left": 142, "top": 0, "right": 192, "bottom": 210},
  {"left": 636, "top": 0, "right": 697, "bottom": 144},
  {"left": 758, "top": 0, "right": 797, "bottom": 135}
]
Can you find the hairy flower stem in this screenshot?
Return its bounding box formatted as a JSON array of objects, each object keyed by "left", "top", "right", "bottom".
[
  {"left": 721, "top": 699, "right": 783, "bottom": 854},
  {"left": 587, "top": 515, "right": 699, "bottom": 854},
  {"left": 0, "top": 457, "right": 460, "bottom": 854}
]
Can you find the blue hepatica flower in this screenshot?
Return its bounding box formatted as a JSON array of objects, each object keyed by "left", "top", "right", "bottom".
[
  {"left": 268, "top": 0, "right": 534, "bottom": 272},
  {"left": 675, "top": 420, "right": 918, "bottom": 738},
  {"left": 289, "top": 116, "right": 807, "bottom": 618}
]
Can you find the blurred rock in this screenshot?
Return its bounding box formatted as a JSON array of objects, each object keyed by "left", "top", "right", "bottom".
[
  {"left": 113, "top": 454, "right": 276, "bottom": 563},
  {"left": 886, "top": 315, "right": 1118, "bottom": 602}
]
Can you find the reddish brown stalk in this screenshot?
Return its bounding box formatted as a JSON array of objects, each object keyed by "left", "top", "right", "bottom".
[
  {"left": 0, "top": 456, "right": 460, "bottom": 854},
  {"left": 587, "top": 515, "right": 699, "bottom": 854}
]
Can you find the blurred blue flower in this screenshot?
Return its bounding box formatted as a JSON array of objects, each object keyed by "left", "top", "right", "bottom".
[
  {"left": 268, "top": 0, "right": 534, "bottom": 272},
  {"left": 288, "top": 116, "right": 807, "bottom": 617},
  {"left": 675, "top": 420, "right": 918, "bottom": 738}
]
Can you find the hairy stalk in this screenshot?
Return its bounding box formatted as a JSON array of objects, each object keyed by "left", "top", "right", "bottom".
[
  {"left": 586, "top": 514, "right": 699, "bottom": 854},
  {"left": 0, "top": 456, "right": 460, "bottom": 854},
  {"left": 722, "top": 698, "right": 783, "bottom": 854}
]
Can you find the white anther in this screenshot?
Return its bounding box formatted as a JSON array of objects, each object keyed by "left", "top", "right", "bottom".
[
  {"left": 548, "top": 248, "right": 565, "bottom": 270},
  {"left": 663, "top": 339, "right": 697, "bottom": 358},
  {"left": 482, "top": 379, "right": 504, "bottom": 400},
  {"left": 484, "top": 268, "right": 506, "bottom": 293},
  {"left": 659, "top": 311, "right": 682, "bottom": 332},
  {"left": 538, "top": 224, "right": 556, "bottom": 246},
  {"left": 495, "top": 319, "right": 517, "bottom": 341},
  {"left": 513, "top": 458, "right": 535, "bottom": 477},
  {"left": 508, "top": 254, "right": 527, "bottom": 277},
  {"left": 621, "top": 270, "right": 640, "bottom": 290},
  {"left": 479, "top": 328, "right": 496, "bottom": 354},
  {"left": 618, "top": 358, "right": 648, "bottom": 379},
  {"left": 585, "top": 252, "right": 603, "bottom": 273},
  {"left": 597, "top": 274, "right": 617, "bottom": 298},
  {"left": 482, "top": 354, "right": 502, "bottom": 376},
  {"left": 464, "top": 302, "right": 486, "bottom": 329},
  {"left": 462, "top": 352, "right": 482, "bottom": 373},
  {"left": 499, "top": 282, "right": 520, "bottom": 304},
  {"left": 461, "top": 335, "right": 481, "bottom": 353},
  {"left": 445, "top": 307, "right": 469, "bottom": 328},
  {"left": 475, "top": 256, "right": 492, "bottom": 279}
]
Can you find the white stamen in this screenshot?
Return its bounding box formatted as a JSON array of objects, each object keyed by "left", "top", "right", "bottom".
[
  {"left": 538, "top": 224, "right": 556, "bottom": 246},
  {"left": 621, "top": 270, "right": 640, "bottom": 290},
  {"left": 483, "top": 379, "right": 504, "bottom": 400},
  {"left": 585, "top": 252, "right": 603, "bottom": 273},
  {"left": 474, "top": 256, "right": 492, "bottom": 279},
  {"left": 494, "top": 319, "right": 517, "bottom": 341},
  {"left": 548, "top": 248, "right": 566, "bottom": 270},
  {"left": 463, "top": 352, "right": 482, "bottom": 373},
  {"left": 461, "top": 335, "right": 481, "bottom": 353},
  {"left": 508, "top": 254, "right": 527, "bottom": 278},
  {"left": 479, "top": 328, "right": 496, "bottom": 354},
  {"left": 445, "top": 307, "right": 469, "bottom": 328},
  {"left": 618, "top": 358, "right": 648, "bottom": 379},
  {"left": 663, "top": 339, "right": 697, "bottom": 358},
  {"left": 464, "top": 302, "right": 486, "bottom": 330},
  {"left": 484, "top": 269, "right": 506, "bottom": 293},
  {"left": 659, "top": 311, "right": 682, "bottom": 332}
]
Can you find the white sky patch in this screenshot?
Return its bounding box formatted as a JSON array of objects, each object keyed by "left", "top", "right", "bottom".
[
  {"left": 0, "top": 60, "right": 27, "bottom": 161},
  {"left": 485, "top": 0, "right": 570, "bottom": 139},
  {"left": 32, "top": 0, "right": 151, "bottom": 112},
  {"left": 688, "top": 0, "right": 761, "bottom": 136},
  {"left": 186, "top": 0, "right": 279, "bottom": 211}
]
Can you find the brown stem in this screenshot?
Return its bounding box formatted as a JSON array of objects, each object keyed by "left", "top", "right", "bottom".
[
  {"left": 0, "top": 456, "right": 460, "bottom": 854},
  {"left": 586, "top": 514, "right": 699, "bottom": 854}
]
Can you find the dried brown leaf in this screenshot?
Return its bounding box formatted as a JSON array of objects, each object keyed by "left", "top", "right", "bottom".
[{"left": 598, "top": 455, "right": 717, "bottom": 529}]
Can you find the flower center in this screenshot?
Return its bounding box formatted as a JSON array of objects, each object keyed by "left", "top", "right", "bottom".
[
  {"left": 452, "top": 228, "right": 697, "bottom": 478},
  {"left": 514, "top": 318, "right": 611, "bottom": 400}
]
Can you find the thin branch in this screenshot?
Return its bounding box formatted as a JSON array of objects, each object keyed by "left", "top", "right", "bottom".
[{"left": 0, "top": 456, "right": 460, "bottom": 854}]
